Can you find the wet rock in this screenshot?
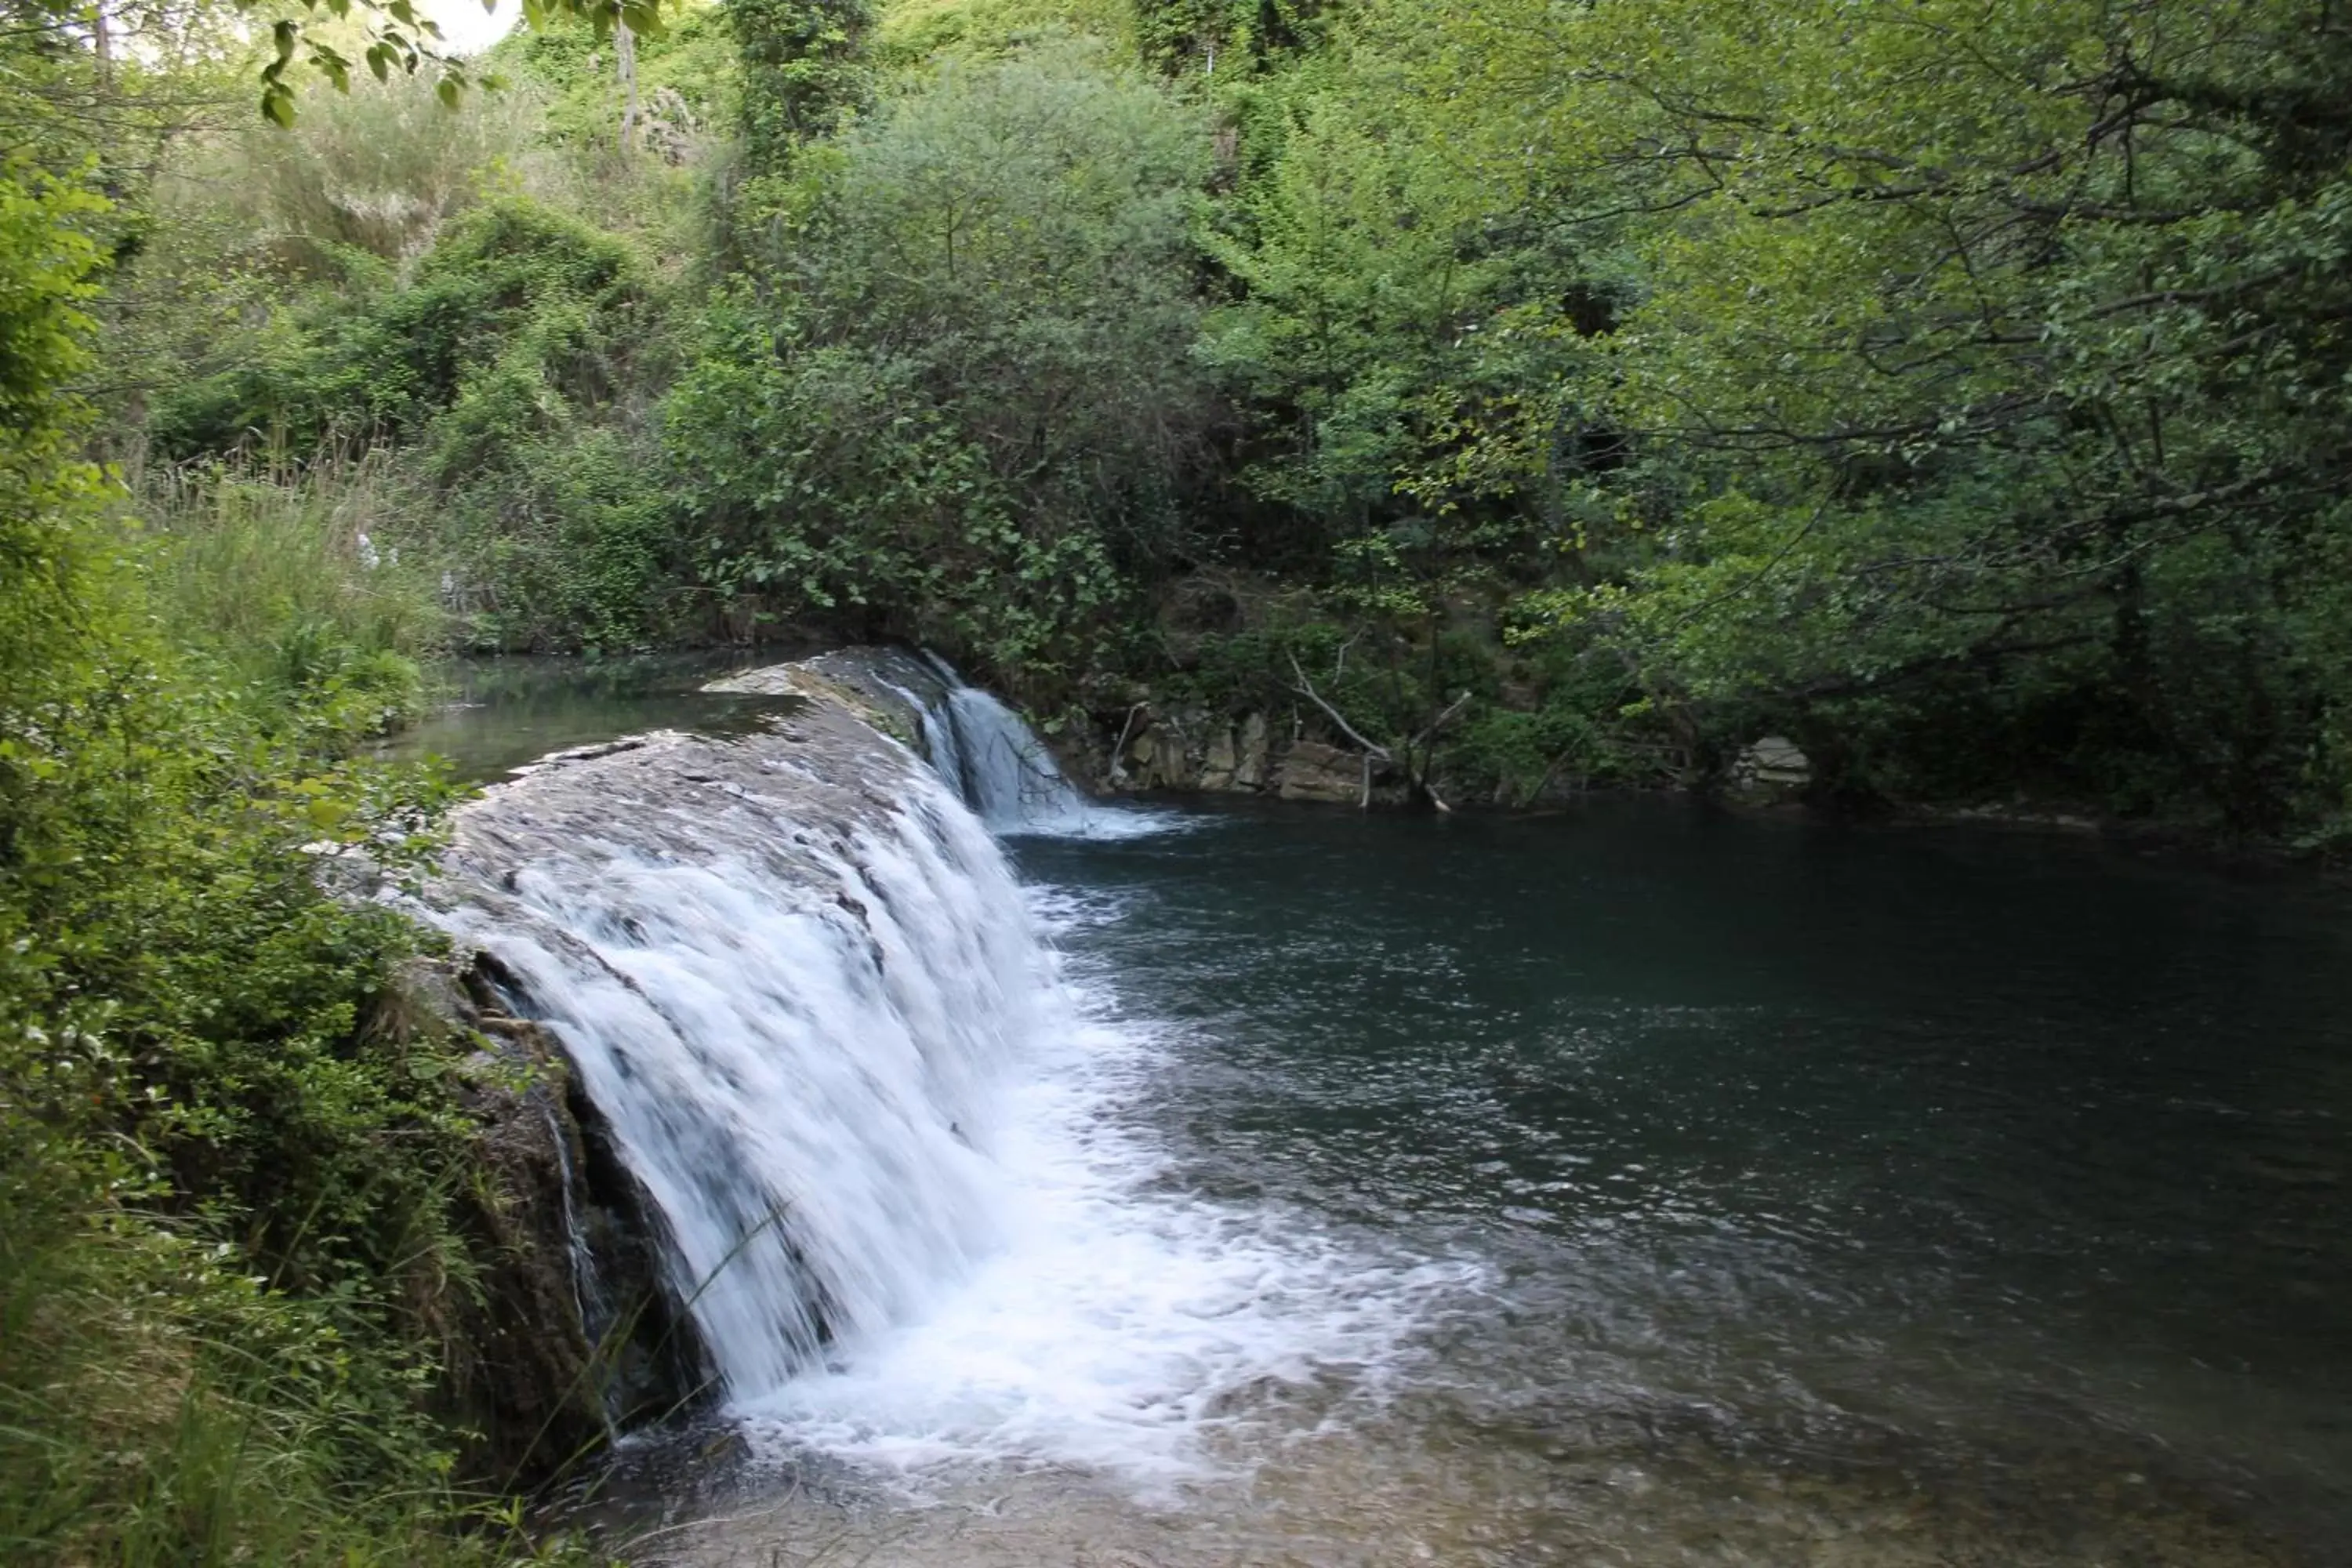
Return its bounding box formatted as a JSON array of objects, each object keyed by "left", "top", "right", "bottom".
[
  {"left": 374, "top": 953, "right": 713, "bottom": 1486},
  {"left": 708, "top": 647, "right": 944, "bottom": 756}
]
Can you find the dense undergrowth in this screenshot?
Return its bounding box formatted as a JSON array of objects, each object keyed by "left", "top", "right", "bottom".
[
  {"left": 7, "top": 0, "right": 2352, "bottom": 1554},
  {"left": 0, "top": 27, "right": 590, "bottom": 1559}
]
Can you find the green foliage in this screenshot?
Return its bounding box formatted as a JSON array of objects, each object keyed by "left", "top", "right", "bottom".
[
  {"left": 876, "top": 0, "right": 1135, "bottom": 62},
  {"left": 730, "top": 0, "right": 877, "bottom": 169},
  {"left": 439, "top": 422, "right": 678, "bottom": 650},
  {"left": 235, "top": 73, "right": 551, "bottom": 274},
  {"left": 670, "top": 40, "right": 1214, "bottom": 675},
  {"left": 134, "top": 448, "right": 442, "bottom": 731},
  {"left": 0, "top": 113, "right": 554, "bottom": 1568},
  {"left": 252, "top": 0, "right": 671, "bottom": 129},
  {"left": 1132, "top": 0, "right": 1325, "bottom": 76},
  {"left": 0, "top": 1122, "right": 568, "bottom": 1568},
  {"left": 485, "top": 0, "right": 736, "bottom": 277},
  {"left": 141, "top": 192, "right": 679, "bottom": 650},
  {"left": 1176, "top": 0, "right": 2352, "bottom": 834}
]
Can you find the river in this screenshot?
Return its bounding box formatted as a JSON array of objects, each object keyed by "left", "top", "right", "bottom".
[{"left": 419, "top": 658, "right": 2352, "bottom": 1566}]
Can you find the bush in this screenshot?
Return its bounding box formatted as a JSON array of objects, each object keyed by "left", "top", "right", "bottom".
[
  {"left": 669, "top": 39, "right": 1216, "bottom": 676},
  {"left": 2, "top": 151, "right": 553, "bottom": 1568}
]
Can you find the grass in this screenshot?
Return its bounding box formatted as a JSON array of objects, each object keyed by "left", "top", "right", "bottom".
[
  {"left": 130, "top": 444, "right": 448, "bottom": 731},
  {"left": 0, "top": 1127, "right": 585, "bottom": 1568}
]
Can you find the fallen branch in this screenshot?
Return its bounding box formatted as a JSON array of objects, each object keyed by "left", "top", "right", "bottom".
[
  {"left": 1410, "top": 689, "right": 1473, "bottom": 750},
  {"left": 1409, "top": 690, "right": 1472, "bottom": 814},
  {"left": 1288, "top": 651, "right": 1392, "bottom": 762},
  {"left": 1106, "top": 701, "right": 1149, "bottom": 785}
]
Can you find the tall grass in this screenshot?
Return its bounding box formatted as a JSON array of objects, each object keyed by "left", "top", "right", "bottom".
[
  {"left": 225, "top": 74, "right": 553, "bottom": 274},
  {"left": 132, "top": 445, "right": 447, "bottom": 729},
  {"left": 0, "top": 1131, "right": 572, "bottom": 1568}
]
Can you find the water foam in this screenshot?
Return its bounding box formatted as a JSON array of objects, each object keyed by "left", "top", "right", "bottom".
[{"left": 734, "top": 886, "right": 1461, "bottom": 1490}]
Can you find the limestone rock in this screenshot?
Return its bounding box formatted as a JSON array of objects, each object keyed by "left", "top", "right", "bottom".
[
  {"left": 1235, "top": 713, "right": 1269, "bottom": 789},
  {"left": 1732, "top": 734, "right": 1813, "bottom": 797},
  {"left": 1154, "top": 722, "right": 1200, "bottom": 789},
  {"left": 1279, "top": 740, "right": 1370, "bottom": 804},
  {"left": 1200, "top": 726, "right": 1239, "bottom": 790}
]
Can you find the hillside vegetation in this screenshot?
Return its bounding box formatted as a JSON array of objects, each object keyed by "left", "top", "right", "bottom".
[{"left": 84, "top": 0, "right": 2352, "bottom": 840}]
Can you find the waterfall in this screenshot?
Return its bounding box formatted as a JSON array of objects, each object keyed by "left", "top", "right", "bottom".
[
  {"left": 924, "top": 686, "right": 1087, "bottom": 831},
  {"left": 908, "top": 656, "right": 1155, "bottom": 838},
  {"left": 424, "top": 661, "right": 1423, "bottom": 1480},
  {"left": 427, "top": 712, "right": 1055, "bottom": 1403}
]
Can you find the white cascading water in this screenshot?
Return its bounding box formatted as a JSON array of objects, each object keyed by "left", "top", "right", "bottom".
[
  {"left": 426, "top": 672, "right": 1446, "bottom": 1487},
  {"left": 924, "top": 685, "right": 1084, "bottom": 831},
  {"left": 906, "top": 655, "right": 1180, "bottom": 839},
  {"left": 430, "top": 731, "right": 1046, "bottom": 1401}
]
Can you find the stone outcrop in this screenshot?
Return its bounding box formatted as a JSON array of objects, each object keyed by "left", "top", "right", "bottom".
[
  {"left": 1234, "top": 713, "right": 1269, "bottom": 789},
  {"left": 376, "top": 951, "right": 712, "bottom": 1486},
  {"left": 710, "top": 646, "right": 946, "bottom": 753},
  {"left": 1080, "top": 702, "right": 1403, "bottom": 806},
  {"left": 1729, "top": 734, "right": 1813, "bottom": 800},
  {"left": 1278, "top": 740, "right": 1374, "bottom": 804}
]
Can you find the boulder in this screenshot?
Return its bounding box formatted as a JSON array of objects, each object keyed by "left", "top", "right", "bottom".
[{"left": 1731, "top": 734, "right": 1813, "bottom": 798}]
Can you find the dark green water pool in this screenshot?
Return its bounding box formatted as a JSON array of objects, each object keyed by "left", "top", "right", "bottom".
[{"left": 985, "top": 799, "right": 2352, "bottom": 1563}]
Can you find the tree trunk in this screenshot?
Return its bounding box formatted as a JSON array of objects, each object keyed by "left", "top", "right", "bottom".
[{"left": 616, "top": 21, "right": 641, "bottom": 151}]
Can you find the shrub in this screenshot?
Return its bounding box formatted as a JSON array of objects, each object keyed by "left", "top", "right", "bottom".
[{"left": 670, "top": 39, "right": 1216, "bottom": 676}]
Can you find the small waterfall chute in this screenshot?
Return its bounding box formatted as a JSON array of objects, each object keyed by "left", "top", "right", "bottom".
[{"left": 913, "top": 655, "right": 1168, "bottom": 838}]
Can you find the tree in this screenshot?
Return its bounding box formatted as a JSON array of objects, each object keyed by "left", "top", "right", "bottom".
[
  {"left": 1336, "top": 0, "right": 2352, "bottom": 827},
  {"left": 669, "top": 40, "right": 1215, "bottom": 674},
  {"left": 729, "top": 0, "right": 874, "bottom": 169}
]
